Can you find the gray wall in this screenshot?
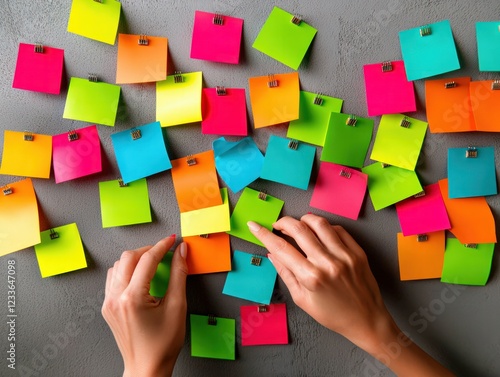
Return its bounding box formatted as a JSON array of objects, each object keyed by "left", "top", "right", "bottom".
[{"left": 1, "top": 1, "right": 500, "bottom": 376}]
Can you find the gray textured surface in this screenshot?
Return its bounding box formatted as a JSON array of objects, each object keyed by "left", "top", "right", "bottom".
[{"left": 1, "top": 1, "right": 500, "bottom": 376}]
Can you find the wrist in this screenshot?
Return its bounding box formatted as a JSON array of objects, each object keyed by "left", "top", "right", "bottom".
[{"left": 123, "top": 358, "right": 176, "bottom": 377}]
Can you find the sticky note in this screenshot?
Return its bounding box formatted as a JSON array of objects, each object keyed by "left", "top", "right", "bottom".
[
  {"left": 362, "top": 162, "right": 423, "bottom": 211},
  {"left": 469, "top": 80, "right": 500, "bottom": 132},
  {"left": 397, "top": 231, "right": 445, "bottom": 281},
  {"left": 171, "top": 150, "right": 222, "bottom": 213},
  {"left": 321, "top": 113, "right": 373, "bottom": 169},
  {"left": 425, "top": 77, "right": 475, "bottom": 133},
  {"left": 310, "top": 163, "right": 367, "bottom": 220},
  {"left": 116, "top": 34, "right": 168, "bottom": 84},
  {"left": 447, "top": 147, "right": 497, "bottom": 198},
  {"left": 67, "top": 0, "right": 121, "bottom": 45},
  {"left": 222, "top": 251, "right": 277, "bottom": 304},
  {"left": 441, "top": 239, "right": 494, "bottom": 286},
  {"left": 213, "top": 137, "right": 264, "bottom": 193},
  {"left": 110, "top": 122, "right": 171, "bottom": 184},
  {"left": 241, "top": 303, "right": 288, "bottom": 346},
  {"left": 183, "top": 233, "right": 231, "bottom": 275},
  {"left": 98, "top": 178, "right": 152, "bottom": 228},
  {"left": 287, "top": 91, "right": 343, "bottom": 146},
  {"left": 150, "top": 252, "right": 173, "bottom": 298},
  {"left": 190, "top": 314, "right": 235, "bottom": 360},
  {"left": 0, "top": 178, "right": 40, "bottom": 257},
  {"left": 63, "top": 77, "right": 121, "bottom": 127},
  {"left": 260, "top": 135, "right": 315, "bottom": 190},
  {"left": 156, "top": 72, "right": 203, "bottom": 127},
  {"left": 252, "top": 6, "right": 317, "bottom": 70},
  {"left": 370, "top": 114, "right": 427, "bottom": 171},
  {"left": 190, "top": 11, "right": 243, "bottom": 64},
  {"left": 248, "top": 72, "right": 300, "bottom": 128},
  {"left": 227, "top": 187, "right": 284, "bottom": 246},
  {"left": 52, "top": 125, "right": 102, "bottom": 184},
  {"left": 395, "top": 183, "right": 451, "bottom": 236},
  {"left": 12, "top": 43, "right": 64, "bottom": 94},
  {"left": 202, "top": 88, "right": 247, "bottom": 136},
  {"left": 476, "top": 21, "right": 500, "bottom": 72},
  {"left": 0, "top": 131, "right": 52, "bottom": 179},
  {"left": 438, "top": 179, "right": 496, "bottom": 244},
  {"left": 34, "top": 223, "right": 87, "bottom": 278},
  {"left": 399, "top": 20, "right": 460, "bottom": 81}
]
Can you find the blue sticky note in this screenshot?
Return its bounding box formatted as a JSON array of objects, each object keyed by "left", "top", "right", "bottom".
[
  {"left": 111, "top": 121, "right": 172, "bottom": 184},
  {"left": 213, "top": 137, "right": 264, "bottom": 193},
  {"left": 222, "top": 250, "right": 277, "bottom": 304},
  {"left": 260, "top": 135, "right": 316, "bottom": 190},
  {"left": 476, "top": 22, "right": 500, "bottom": 72},
  {"left": 399, "top": 20, "right": 460, "bottom": 81},
  {"left": 448, "top": 147, "right": 497, "bottom": 198}
]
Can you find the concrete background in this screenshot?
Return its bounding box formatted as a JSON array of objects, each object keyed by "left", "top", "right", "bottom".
[{"left": 1, "top": 0, "right": 500, "bottom": 376}]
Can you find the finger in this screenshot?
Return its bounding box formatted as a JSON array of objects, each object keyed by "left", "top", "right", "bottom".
[
  {"left": 163, "top": 242, "right": 188, "bottom": 308},
  {"left": 267, "top": 254, "right": 302, "bottom": 299},
  {"left": 104, "top": 268, "right": 113, "bottom": 297},
  {"left": 331, "top": 225, "right": 366, "bottom": 259},
  {"left": 113, "top": 245, "right": 154, "bottom": 292}
]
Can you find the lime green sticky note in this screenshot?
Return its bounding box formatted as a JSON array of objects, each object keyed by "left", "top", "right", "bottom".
[
  {"left": 34, "top": 223, "right": 87, "bottom": 278},
  {"left": 67, "top": 0, "right": 121, "bottom": 45},
  {"left": 98, "top": 178, "right": 152, "bottom": 228},
  {"left": 63, "top": 77, "right": 121, "bottom": 127},
  {"left": 370, "top": 114, "right": 428, "bottom": 171},
  {"left": 252, "top": 7, "right": 317, "bottom": 70},
  {"left": 441, "top": 239, "right": 494, "bottom": 286},
  {"left": 156, "top": 72, "right": 203, "bottom": 127},
  {"left": 321, "top": 113, "right": 374, "bottom": 168},
  {"left": 287, "top": 91, "right": 343, "bottom": 146},
  {"left": 149, "top": 252, "right": 173, "bottom": 298},
  {"left": 190, "top": 314, "right": 235, "bottom": 360}
]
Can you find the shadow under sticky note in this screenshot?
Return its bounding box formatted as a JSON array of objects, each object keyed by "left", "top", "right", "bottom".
[
  {"left": 190, "top": 314, "right": 235, "bottom": 360},
  {"left": 202, "top": 88, "right": 247, "bottom": 136},
  {"left": 476, "top": 21, "right": 500, "bottom": 72},
  {"left": 241, "top": 303, "right": 288, "bottom": 346},
  {"left": 184, "top": 233, "right": 231, "bottom": 275},
  {"left": 149, "top": 252, "right": 173, "bottom": 298}
]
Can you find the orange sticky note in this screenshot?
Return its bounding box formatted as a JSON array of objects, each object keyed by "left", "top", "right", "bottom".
[
  {"left": 170, "top": 150, "right": 222, "bottom": 213},
  {"left": 470, "top": 80, "right": 500, "bottom": 132},
  {"left": 397, "top": 231, "right": 445, "bottom": 281},
  {"left": 248, "top": 72, "right": 300, "bottom": 128},
  {"left": 438, "top": 179, "right": 496, "bottom": 244},
  {"left": 183, "top": 233, "right": 231, "bottom": 275}
]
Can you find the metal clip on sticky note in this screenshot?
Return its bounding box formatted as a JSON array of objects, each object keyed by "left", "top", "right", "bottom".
[
  {"left": 34, "top": 43, "right": 44, "bottom": 53},
  {"left": 414, "top": 190, "right": 426, "bottom": 198},
  {"left": 258, "top": 191, "right": 267, "bottom": 201},
  {"left": 400, "top": 116, "right": 411, "bottom": 128},
  {"left": 267, "top": 74, "right": 278, "bottom": 88},
  {"left": 68, "top": 130, "right": 79, "bottom": 142},
  {"left": 466, "top": 146, "right": 478, "bottom": 158},
  {"left": 417, "top": 234, "right": 428, "bottom": 242},
  {"left": 491, "top": 80, "right": 500, "bottom": 90},
  {"left": 346, "top": 115, "right": 357, "bottom": 126},
  {"left": 420, "top": 25, "right": 431, "bottom": 36},
  {"left": 118, "top": 178, "right": 128, "bottom": 187},
  {"left": 216, "top": 86, "right": 226, "bottom": 96},
  {"left": 208, "top": 315, "right": 217, "bottom": 326},
  {"left": 213, "top": 13, "right": 224, "bottom": 26},
  {"left": 291, "top": 14, "right": 302, "bottom": 25},
  {"left": 186, "top": 155, "right": 197, "bottom": 166},
  {"left": 138, "top": 35, "right": 149, "bottom": 46},
  {"left": 258, "top": 305, "right": 268, "bottom": 313},
  {"left": 2, "top": 186, "right": 13, "bottom": 196},
  {"left": 23, "top": 131, "right": 34, "bottom": 141},
  {"left": 88, "top": 73, "right": 98, "bottom": 83},
  {"left": 444, "top": 81, "right": 457, "bottom": 89},
  {"left": 173, "top": 71, "right": 183, "bottom": 84},
  {"left": 313, "top": 93, "right": 323, "bottom": 105},
  {"left": 49, "top": 229, "right": 59, "bottom": 240},
  {"left": 199, "top": 234, "right": 209, "bottom": 239},
  {"left": 339, "top": 169, "right": 351, "bottom": 179},
  {"left": 464, "top": 243, "right": 478, "bottom": 249},
  {"left": 381, "top": 163, "right": 390, "bottom": 168},
  {"left": 251, "top": 255, "right": 262, "bottom": 266},
  {"left": 131, "top": 128, "right": 142, "bottom": 140},
  {"left": 381, "top": 61, "right": 393, "bottom": 72},
  {"left": 288, "top": 139, "right": 299, "bottom": 150}
]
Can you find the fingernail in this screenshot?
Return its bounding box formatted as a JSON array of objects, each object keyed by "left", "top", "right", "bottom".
[
  {"left": 267, "top": 253, "right": 274, "bottom": 266},
  {"left": 179, "top": 242, "right": 187, "bottom": 258},
  {"left": 307, "top": 212, "right": 312, "bottom": 214},
  {"left": 169, "top": 234, "right": 176, "bottom": 238},
  {"left": 247, "top": 221, "right": 261, "bottom": 232}
]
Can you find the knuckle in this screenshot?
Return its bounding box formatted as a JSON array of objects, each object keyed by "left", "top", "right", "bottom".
[
  {"left": 306, "top": 267, "right": 324, "bottom": 290},
  {"left": 120, "top": 250, "right": 135, "bottom": 261},
  {"left": 332, "top": 225, "right": 345, "bottom": 233},
  {"left": 272, "top": 237, "right": 289, "bottom": 254},
  {"left": 290, "top": 221, "right": 309, "bottom": 237}
]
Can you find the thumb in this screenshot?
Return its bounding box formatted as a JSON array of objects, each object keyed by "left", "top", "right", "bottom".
[{"left": 165, "top": 242, "right": 188, "bottom": 302}]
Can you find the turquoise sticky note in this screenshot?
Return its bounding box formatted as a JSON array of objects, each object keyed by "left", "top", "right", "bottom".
[
  {"left": 213, "top": 137, "right": 264, "bottom": 193},
  {"left": 399, "top": 20, "right": 460, "bottom": 81},
  {"left": 447, "top": 147, "right": 497, "bottom": 199},
  {"left": 476, "top": 22, "right": 500, "bottom": 72},
  {"left": 260, "top": 135, "right": 316, "bottom": 190},
  {"left": 222, "top": 251, "right": 277, "bottom": 304},
  {"left": 111, "top": 121, "right": 171, "bottom": 184}
]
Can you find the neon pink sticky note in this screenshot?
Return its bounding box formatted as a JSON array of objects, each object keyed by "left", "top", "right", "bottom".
[
  {"left": 12, "top": 43, "right": 64, "bottom": 95},
  {"left": 310, "top": 162, "right": 367, "bottom": 220},
  {"left": 52, "top": 125, "right": 102, "bottom": 184},
  {"left": 190, "top": 11, "right": 243, "bottom": 64},
  {"left": 396, "top": 183, "right": 451, "bottom": 236},
  {"left": 240, "top": 304, "right": 288, "bottom": 346},
  {"left": 202, "top": 88, "right": 247, "bottom": 135},
  {"left": 363, "top": 60, "right": 416, "bottom": 116}
]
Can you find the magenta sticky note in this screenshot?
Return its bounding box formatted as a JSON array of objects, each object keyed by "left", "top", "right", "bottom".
[
  {"left": 202, "top": 88, "right": 247, "bottom": 136},
  {"left": 310, "top": 162, "right": 368, "bottom": 220},
  {"left": 240, "top": 304, "right": 288, "bottom": 346},
  {"left": 190, "top": 10, "right": 243, "bottom": 64},
  {"left": 12, "top": 43, "right": 64, "bottom": 95},
  {"left": 363, "top": 60, "right": 416, "bottom": 116},
  {"left": 396, "top": 183, "right": 451, "bottom": 236},
  {"left": 52, "top": 125, "right": 102, "bottom": 184}
]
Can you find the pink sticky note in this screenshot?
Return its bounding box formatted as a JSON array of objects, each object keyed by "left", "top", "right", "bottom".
[
  {"left": 52, "top": 125, "right": 102, "bottom": 184},
  {"left": 12, "top": 43, "right": 64, "bottom": 95},
  {"left": 363, "top": 60, "right": 416, "bottom": 116},
  {"left": 310, "top": 162, "right": 367, "bottom": 220},
  {"left": 202, "top": 88, "right": 247, "bottom": 135},
  {"left": 240, "top": 304, "right": 288, "bottom": 346},
  {"left": 190, "top": 11, "right": 243, "bottom": 64},
  {"left": 396, "top": 183, "right": 451, "bottom": 236}
]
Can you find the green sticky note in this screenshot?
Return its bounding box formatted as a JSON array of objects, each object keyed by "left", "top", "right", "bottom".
[
  {"left": 227, "top": 187, "right": 284, "bottom": 246},
  {"left": 370, "top": 114, "right": 427, "bottom": 171},
  {"left": 149, "top": 252, "right": 173, "bottom": 298},
  {"left": 362, "top": 162, "right": 423, "bottom": 211},
  {"left": 34, "top": 223, "right": 87, "bottom": 278},
  {"left": 441, "top": 239, "right": 494, "bottom": 286},
  {"left": 321, "top": 113, "right": 374, "bottom": 168},
  {"left": 190, "top": 314, "right": 235, "bottom": 360},
  {"left": 287, "top": 91, "right": 343, "bottom": 146},
  {"left": 67, "top": 0, "right": 121, "bottom": 45},
  {"left": 98, "top": 178, "right": 152, "bottom": 228},
  {"left": 252, "top": 7, "right": 317, "bottom": 70},
  {"left": 63, "top": 77, "right": 121, "bottom": 127}
]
